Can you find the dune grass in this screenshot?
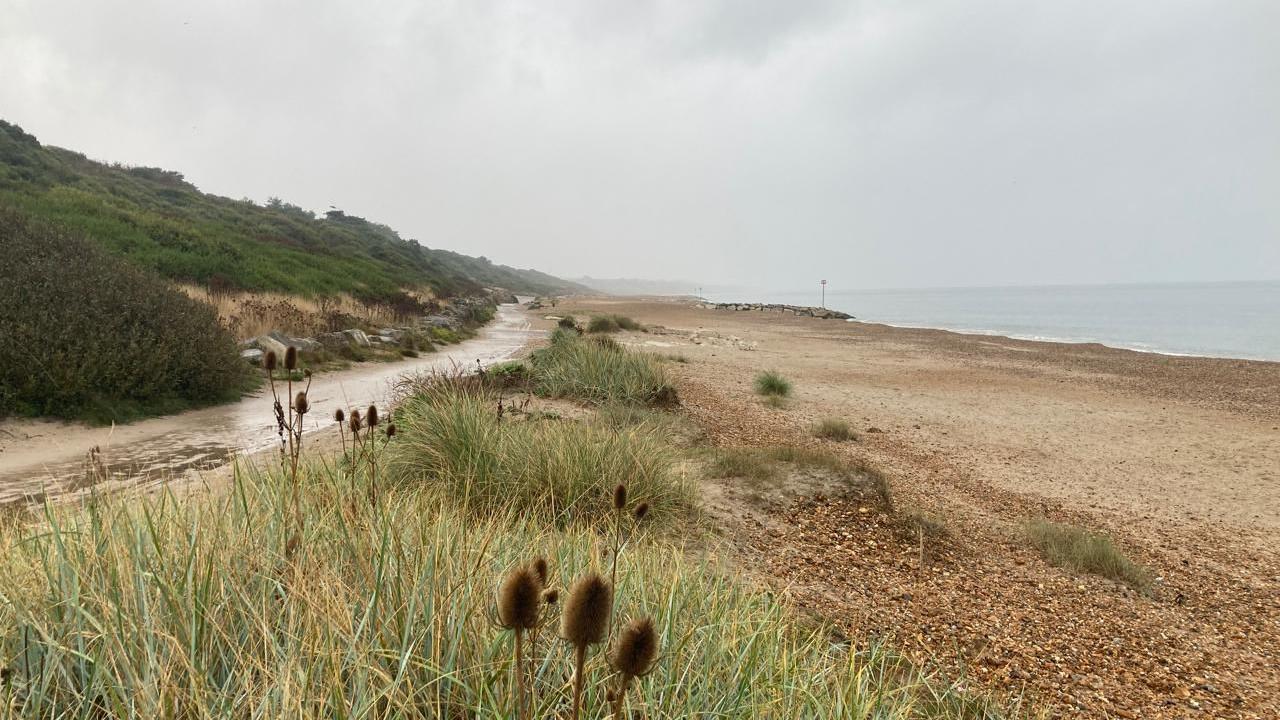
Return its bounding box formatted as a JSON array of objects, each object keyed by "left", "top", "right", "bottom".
[
  {"left": 814, "top": 418, "right": 857, "bottom": 442},
  {"left": 1026, "top": 518, "right": 1152, "bottom": 593},
  {"left": 586, "top": 314, "right": 642, "bottom": 333},
  {"left": 388, "top": 378, "right": 693, "bottom": 526},
  {"left": 753, "top": 371, "right": 792, "bottom": 398},
  {"left": 0, "top": 429, "right": 1015, "bottom": 718},
  {"left": 529, "top": 328, "right": 676, "bottom": 406}
]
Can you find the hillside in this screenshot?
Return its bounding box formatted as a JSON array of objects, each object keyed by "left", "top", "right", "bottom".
[{"left": 0, "top": 120, "right": 586, "bottom": 301}]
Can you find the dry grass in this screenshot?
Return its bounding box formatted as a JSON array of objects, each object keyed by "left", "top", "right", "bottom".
[
  {"left": 813, "top": 418, "right": 857, "bottom": 441},
  {"left": 178, "top": 284, "right": 423, "bottom": 338},
  {"left": 1025, "top": 518, "right": 1153, "bottom": 593}
]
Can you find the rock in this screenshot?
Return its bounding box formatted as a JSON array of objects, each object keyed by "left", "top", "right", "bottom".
[
  {"left": 378, "top": 328, "right": 405, "bottom": 341},
  {"left": 340, "top": 329, "right": 371, "bottom": 347},
  {"left": 317, "top": 332, "right": 350, "bottom": 350},
  {"left": 250, "top": 334, "right": 288, "bottom": 360},
  {"left": 488, "top": 288, "right": 519, "bottom": 304},
  {"left": 376, "top": 335, "right": 396, "bottom": 345},
  {"left": 240, "top": 348, "right": 264, "bottom": 365},
  {"left": 422, "top": 315, "right": 459, "bottom": 330},
  {"left": 266, "top": 331, "right": 321, "bottom": 354}
]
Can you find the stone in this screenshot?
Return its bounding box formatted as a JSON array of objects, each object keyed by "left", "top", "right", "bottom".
[
  {"left": 318, "top": 332, "right": 350, "bottom": 350},
  {"left": 250, "top": 334, "right": 288, "bottom": 360},
  {"left": 240, "top": 348, "right": 264, "bottom": 365},
  {"left": 341, "top": 329, "right": 372, "bottom": 347}
]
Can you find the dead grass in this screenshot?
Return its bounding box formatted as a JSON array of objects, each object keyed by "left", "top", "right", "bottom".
[
  {"left": 813, "top": 418, "right": 857, "bottom": 441},
  {"left": 178, "top": 284, "right": 416, "bottom": 338},
  {"left": 1025, "top": 518, "right": 1153, "bottom": 593}
]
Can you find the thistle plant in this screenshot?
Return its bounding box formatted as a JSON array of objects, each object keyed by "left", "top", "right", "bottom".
[
  {"left": 608, "top": 617, "right": 659, "bottom": 718},
  {"left": 263, "top": 347, "right": 311, "bottom": 559},
  {"left": 498, "top": 564, "right": 542, "bottom": 719},
  {"left": 561, "top": 572, "right": 612, "bottom": 720}
]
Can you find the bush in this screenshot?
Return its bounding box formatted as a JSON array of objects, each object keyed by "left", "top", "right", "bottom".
[
  {"left": 529, "top": 329, "right": 675, "bottom": 406},
  {"left": 389, "top": 378, "right": 692, "bottom": 525},
  {"left": 753, "top": 371, "right": 792, "bottom": 397},
  {"left": 813, "top": 418, "right": 856, "bottom": 441},
  {"left": 556, "top": 315, "right": 578, "bottom": 330},
  {"left": 586, "top": 314, "right": 641, "bottom": 333},
  {"left": 0, "top": 209, "right": 249, "bottom": 422},
  {"left": 1026, "top": 518, "right": 1152, "bottom": 593}
]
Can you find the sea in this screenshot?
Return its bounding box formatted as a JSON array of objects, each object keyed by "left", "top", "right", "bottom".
[{"left": 702, "top": 281, "right": 1280, "bottom": 362}]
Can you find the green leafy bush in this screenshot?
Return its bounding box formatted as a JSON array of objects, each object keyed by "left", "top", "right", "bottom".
[
  {"left": 586, "top": 314, "right": 641, "bottom": 333},
  {"left": 0, "top": 209, "right": 250, "bottom": 422}
]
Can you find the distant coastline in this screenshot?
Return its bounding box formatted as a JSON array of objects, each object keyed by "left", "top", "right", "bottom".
[{"left": 700, "top": 280, "right": 1280, "bottom": 362}]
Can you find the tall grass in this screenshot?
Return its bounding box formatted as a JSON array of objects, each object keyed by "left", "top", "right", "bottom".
[
  {"left": 0, "top": 457, "right": 1012, "bottom": 718},
  {"left": 529, "top": 329, "right": 676, "bottom": 406},
  {"left": 388, "top": 378, "right": 693, "bottom": 525}
]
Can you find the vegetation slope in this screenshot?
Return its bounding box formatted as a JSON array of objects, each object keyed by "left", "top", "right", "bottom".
[{"left": 0, "top": 119, "right": 586, "bottom": 302}]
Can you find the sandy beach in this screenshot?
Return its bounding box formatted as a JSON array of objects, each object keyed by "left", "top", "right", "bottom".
[{"left": 543, "top": 296, "right": 1280, "bottom": 719}]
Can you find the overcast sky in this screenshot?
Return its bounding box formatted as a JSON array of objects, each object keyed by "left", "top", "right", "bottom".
[{"left": 3, "top": 0, "right": 1277, "bottom": 290}]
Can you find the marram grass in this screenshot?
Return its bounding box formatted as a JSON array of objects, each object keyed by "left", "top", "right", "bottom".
[{"left": 0, "top": 458, "right": 1017, "bottom": 718}]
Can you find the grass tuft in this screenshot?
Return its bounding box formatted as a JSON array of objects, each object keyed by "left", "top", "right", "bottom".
[
  {"left": 813, "top": 418, "right": 856, "bottom": 441},
  {"left": 754, "top": 371, "right": 792, "bottom": 398},
  {"left": 529, "top": 329, "right": 676, "bottom": 406},
  {"left": 1026, "top": 518, "right": 1152, "bottom": 593},
  {"left": 587, "top": 314, "right": 642, "bottom": 333}
]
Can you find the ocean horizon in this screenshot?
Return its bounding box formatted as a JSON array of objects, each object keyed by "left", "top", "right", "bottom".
[{"left": 702, "top": 280, "right": 1280, "bottom": 362}]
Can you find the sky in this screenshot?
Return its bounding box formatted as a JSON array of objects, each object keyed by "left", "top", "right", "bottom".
[{"left": 2, "top": 0, "right": 1277, "bottom": 290}]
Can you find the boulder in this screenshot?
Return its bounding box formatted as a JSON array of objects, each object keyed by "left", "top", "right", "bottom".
[
  {"left": 240, "top": 348, "right": 264, "bottom": 366},
  {"left": 267, "top": 331, "right": 322, "bottom": 354},
  {"left": 341, "top": 329, "right": 372, "bottom": 347},
  {"left": 250, "top": 334, "right": 289, "bottom": 360},
  {"left": 378, "top": 328, "right": 405, "bottom": 341},
  {"left": 318, "top": 332, "right": 350, "bottom": 350},
  {"left": 422, "top": 315, "right": 458, "bottom": 330}
]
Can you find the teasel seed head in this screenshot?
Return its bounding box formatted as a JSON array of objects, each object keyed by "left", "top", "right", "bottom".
[
  {"left": 334, "top": 408, "right": 345, "bottom": 423},
  {"left": 349, "top": 409, "right": 362, "bottom": 433},
  {"left": 532, "top": 556, "right": 549, "bottom": 586},
  {"left": 633, "top": 502, "right": 650, "bottom": 521},
  {"left": 610, "top": 617, "right": 659, "bottom": 679},
  {"left": 613, "top": 483, "right": 628, "bottom": 511},
  {"left": 498, "top": 566, "right": 542, "bottom": 631},
  {"left": 367, "top": 405, "right": 379, "bottom": 427},
  {"left": 264, "top": 351, "right": 278, "bottom": 371},
  {"left": 385, "top": 423, "right": 396, "bottom": 438},
  {"left": 294, "top": 391, "right": 309, "bottom": 415},
  {"left": 561, "top": 572, "right": 612, "bottom": 647},
  {"left": 284, "top": 346, "right": 298, "bottom": 371},
  {"left": 542, "top": 588, "right": 559, "bottom": 605}
]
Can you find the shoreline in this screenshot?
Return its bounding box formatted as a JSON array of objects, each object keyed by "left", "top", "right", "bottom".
[
  {"left": 842, "top": 317, "right": 1280, "bottom": 364},
  {"left": 845, "top": 317, "right": 1280, "bottom": 364}
]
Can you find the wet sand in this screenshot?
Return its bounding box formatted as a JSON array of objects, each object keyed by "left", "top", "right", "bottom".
[{"left": 0, "top": 304, "right": 541, "bottom": 503}]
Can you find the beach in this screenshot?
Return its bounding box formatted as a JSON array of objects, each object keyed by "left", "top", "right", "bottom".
[{"left": 542, "top": 296, "right": 1280, "bottom": 718}]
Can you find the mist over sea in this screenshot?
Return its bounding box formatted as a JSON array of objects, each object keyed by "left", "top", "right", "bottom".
[{"left": 702, "top": 281, "right": 1280, "bottom": 362}]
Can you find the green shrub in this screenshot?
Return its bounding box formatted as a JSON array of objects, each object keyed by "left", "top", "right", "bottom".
[
  {"left": 556, "top": 315, "right": 578, "bottom": 330},
  {"left": 813, "top": 418, "right": 856, "bottom": 441},
  {"left": 587, "top": 315, "right": 621, "bottom": 333},
  {"left": 1026, "top": 518, "right": 1152, "bottom": 593},
  {"left": 754, "top": 370, "right": 792, "bottom": 397},
  {"left": 389, "top": 379, "right": 692, "bottom": 525},
  {"left": 430, "top": 326, "right": 461, "bottom": 344},
  {"left": 0, "top": 209, "right": 250, "bottom": 422},
  {"left": 529, "top": 329, "right": 675, "bottom": 406},
  {"left": 586, "top": 314, "right": 642, "bottom": 333},
  {"left": 488, "top": 360, "right": 530, "bottom": 387}
]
